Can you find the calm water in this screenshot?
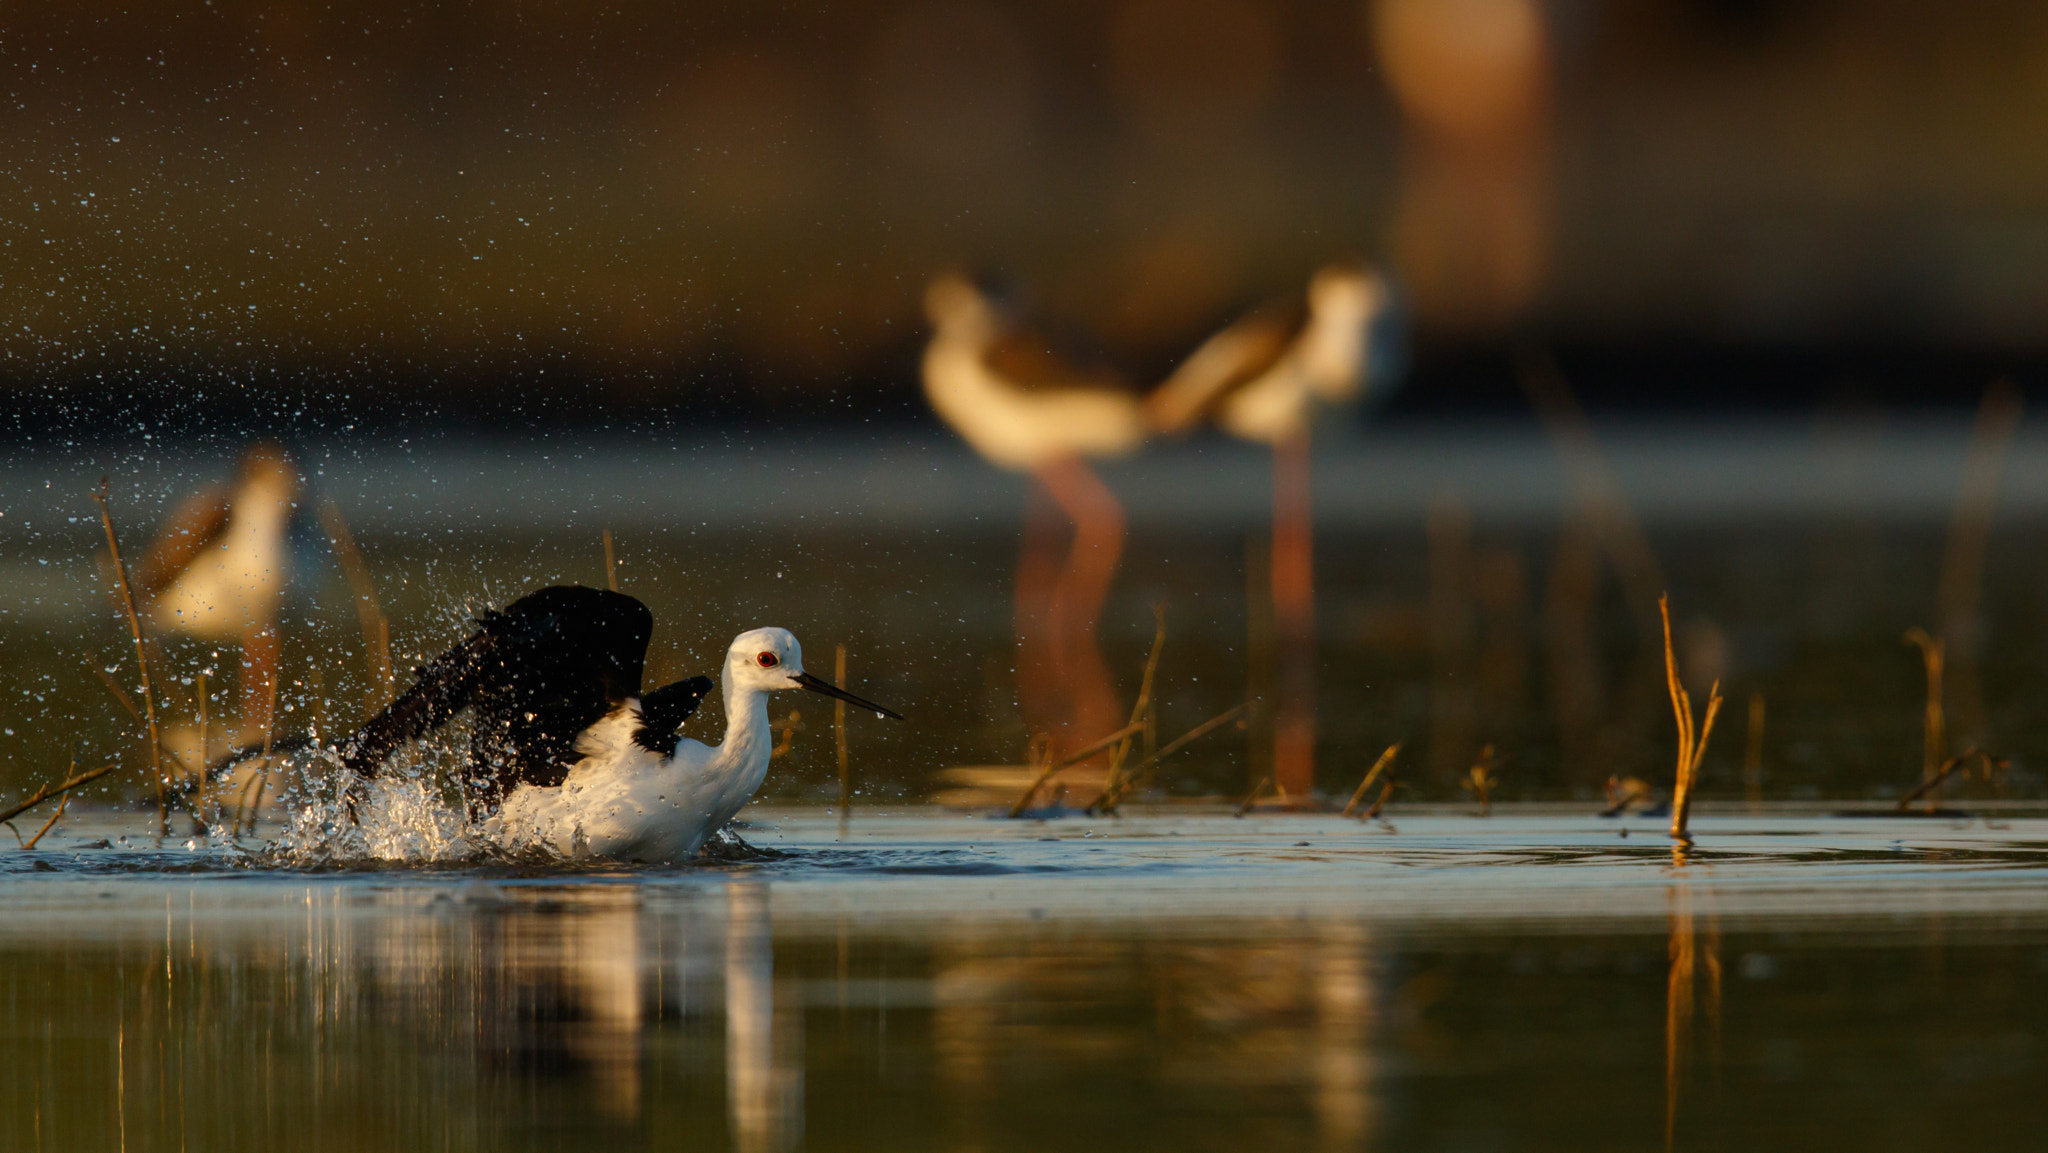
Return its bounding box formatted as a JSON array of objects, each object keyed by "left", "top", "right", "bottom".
[{"left": 5, "top": 810, "right": 2048, "bottom": 1151}]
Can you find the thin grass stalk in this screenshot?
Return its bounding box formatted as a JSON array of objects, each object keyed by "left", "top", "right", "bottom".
[
  {"left": 1235, "top": 774, "right": 1271, "bottom": 817},
  {"left": 1364, "top": 778, "right": 1398, "bottom": 820},
  {"left": 1897, "top": 749, "right": 2000, "bottom": 811},
  {"left": 90, "top": 660, "right": 143, "bottom": 723},
  {"left": 1902, "top": 628, "right": 1946, "bottom": 801},
  {"left": 0, "top": 761, "right": 121, "bottom": 826},
  {"left": 1742, "top": 691, "right": 1765, "bottom": 811},
  {"left": 1097, "top": 607, "right": 1168, "bottom": 811},
  {"left": 92, "top": 482, "right": 166, "bottom": 841},
  {"left": 1662, "top": 595, "right": 1723, "bottom": 842},
  {"left": 1008, "top": 721, "right": 1147, "bottom": 817},
  {"left": 239, "top": 661, "right": 280, "bottom": 837},
  {"left": 1342, "top": 742, "right": 1403, "bottom": 818},
  {"left": 603, "top": 528, "right": 618, "bottom": 592},
  {"left": 319, "top": 499, "right": 395, "bottom": 702},
  {"left": 835, "top": 644, "right": 850, "bottom": 839},
  {"left": 231, "top": 768, "right": 264, "bottom": 835},
  {"left": 1096, "top": 703, "right": 1248, "bottom": 813},
  {"left": 22, "top": 792, "right": 69, "bottom": 850},
  {"left": 1935, "top": 381, "right": 2022, "bottom": 747},
  {"left": 196, "top": 671, "right": 218, "bottom": 829},
  {"left": 1665, "top": 886, "right": 1697, "bottom": 1153},
  {"left": 1141, "top": 605, "right": 1164, "bottom": 763}
]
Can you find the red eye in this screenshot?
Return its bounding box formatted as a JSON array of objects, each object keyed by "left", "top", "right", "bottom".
[{"left": 756, "top": 652, "right": 779, "bottom": 668}]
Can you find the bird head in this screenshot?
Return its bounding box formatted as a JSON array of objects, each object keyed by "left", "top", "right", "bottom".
[{"left": 726, "top": 628, "right": 904, "bottom": 719}]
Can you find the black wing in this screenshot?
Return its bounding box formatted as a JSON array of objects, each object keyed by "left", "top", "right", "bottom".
[
  {"left": 340, "top": 585, "right": 653, "bottom": 802},
  {"left": 633, "top": 676, "right": 715, "bottom": 753}
]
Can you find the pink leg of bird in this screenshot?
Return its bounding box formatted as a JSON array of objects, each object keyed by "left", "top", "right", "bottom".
[
  {"left": 1271, "top": 429, "right": 1317, "bottom": 799},
  {"left": 1012, "top": 481, "right": 1069, "bottom": 755},
  {"left": 1032, "top": 456, "right": 1128, "bottom": 766}
]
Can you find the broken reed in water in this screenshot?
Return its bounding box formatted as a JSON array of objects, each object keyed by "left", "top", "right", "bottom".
[
  {"left": 1095, "top": 703, "right": 1247, "bottom": 814},
  {"left": 0, "top": 761, "right": 120, "bottom": 828},
  {"left": 1902, "top": 627, "right": 1947, "bottom": 799},
  {"left": 1341, "top": 742, "right": 1402, "bottom": 818},
  {"left": 1661, "top": 594, "right": 1723, "bottom": 843},
  {"left": 1095, "top": 605, "right": 1168, "bottom": 815},
  {"left": 1463, "top": 745, "right": 1502, "bottom": 817}
]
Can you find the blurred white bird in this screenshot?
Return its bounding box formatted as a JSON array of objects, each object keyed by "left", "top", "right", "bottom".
[
  {"left": 1146, "top": 265, "right": 1400, "bottom": 799},
  {"left": 138, "top": 442, "right": 300, "bottom": 742}
]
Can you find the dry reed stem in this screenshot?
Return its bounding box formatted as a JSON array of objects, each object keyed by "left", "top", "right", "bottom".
[
  {"left": 770, "top": 710, "right": 803, "bottom": 759},
  {"left": 319, "top": 500, "right": 395, "bottom": 702},
  {"left": 21, "top": 792, "right": 69, "bottom": 850},
  {"left": 1902, "top": 628, "right": 1946, "bottom": 797},
  {"left": 92, "top": 482, "right": 166, "bottom": 841},
  {"left": 1341, "top": 742, "right": 1402, "bottom": 818},
  {"left": 603, "top": 528, "right": 618, "bottom": 592},
  {"left": 1661, "top": 595, "right": 1723, "bottom": 843},
  {"left": 1742, "top": 691, "right": 1765, "bottom": 810},
  {"left": 1008, "top": 720, "right": 1147, "bottom": 817},
  {"left": 1235, "top": 774, "right": 1271, "bottom": 817},
  {"left": 1096, "top": 703, "right": 1248, "bottom": 813},
  {"left": 0, "top": 761, "right": 121, "bottom": 827},
  {"left": 1934, "top": 382, "right": 2022, "bottom": 746},
  {"left": 238, "top": 661, "right": 280, "bottom": 836},
  {"left": 835, "top": 644, "right": 850, "bottom": 838},
  {"left": 1518, "top": 350, "right": 1667, "bottom": 627},
  {"left": 195, "top": 671, "right": 219, "bottom": 828},
  {"left": 1365, "top": 778, "right": 1399, "bottom": 820},
  {"left": 1464, "top": 746, "right": 1501, "bottom": 816},
  {"left": 1896, "top": 749, "right": 2002, "bottom": 811},
  {"left": 1096, "top": 606, "right": 1168, "bottom": 812},
  {"left": 1665, "top": 886, "right": 1697, "bottom": 1153},
  {"left": 89, "top": 660, "right": 143, "bottom": 723}
]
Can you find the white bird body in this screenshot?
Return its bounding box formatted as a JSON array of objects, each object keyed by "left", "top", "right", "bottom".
[
  {"left": 495, "top": 673, "right": 773, "bottom": 863},
  {"left": 488, "top": 625, "right": 894, "bottom": 863},
  {"left": 145, "top": 446, "right": 298, "bottom": 641},
  {"left": 1146, "top": 266, "right": 1394, "bottom": 446},
  {"left": 920, "top": 274, "right": 1148, "bottom": 471}
]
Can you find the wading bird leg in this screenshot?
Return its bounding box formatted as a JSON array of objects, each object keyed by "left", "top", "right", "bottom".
[
  {"left": 1271, "top": 429, "right": 1317, "bottom": 798},
  {"left": 1033, "top": 456, "right": 1127, "bottom": 766},
  {"left": 1013, "top": 479, "right": 1069, "bottom": 756}
]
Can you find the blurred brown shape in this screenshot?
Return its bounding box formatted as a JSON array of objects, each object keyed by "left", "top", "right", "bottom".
[
  {"left": 1110, "top": 0, "right": 1280, "bottom": 144},
  {"left": 139, "top": 443, "right": 299, "bottom": 742},
  {"left": 1372, "top": 0, "right": 1553, "bottom": 328},
  {"left": 922, "top": 275, "right": 1142, "bottom": 768},
  {"left": 865, "top": 2, "right": 1040, "bottom": 176}
]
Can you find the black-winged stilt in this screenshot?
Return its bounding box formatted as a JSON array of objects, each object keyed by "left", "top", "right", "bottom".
[
  {"left": 137, "top": 442, "right": 299, "bottom": 743},
  {"left": 337, "top": 585, "right": 901, "bottom": 861},
  {"left": 921, "top": 273, "right": 1145, "bottom": 773},
  {"left": 1147, "top": 266, "right": 1399, "bottom": 799}
]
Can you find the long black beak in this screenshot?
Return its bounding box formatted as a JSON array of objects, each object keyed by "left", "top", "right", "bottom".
[{"left": 793, "top": 671, "right": 905, "bottom": 721}]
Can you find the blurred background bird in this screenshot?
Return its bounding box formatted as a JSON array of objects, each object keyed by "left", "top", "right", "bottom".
[
  {"left": 1148, "top": 265, "right": 1402, "bottom": 799},
  {"left": 922, "top": 273, "right": 1148, "bottom": 779},
  {"left": 136, "top": 442, "right": 301, "bottom": 749}
]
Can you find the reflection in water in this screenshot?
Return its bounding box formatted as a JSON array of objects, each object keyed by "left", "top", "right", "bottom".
[
  {"left": 12, "top": 863, "right": 2048, "bottom": 1151},
  {"left": 726, "top": 882, "right": 802, "bottom": 1153},
  {"left": 1665, "top": 884, "right": 1723, "bottom": 1151}
]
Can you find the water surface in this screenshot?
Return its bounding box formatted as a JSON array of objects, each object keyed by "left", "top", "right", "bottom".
[{"left": 5, "top": 808, "right": 2047, "bottom": 1151}]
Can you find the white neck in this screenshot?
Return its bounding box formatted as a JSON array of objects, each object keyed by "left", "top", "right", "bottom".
[{"left": 702, "top": 674, "right": 775, "bottom": 792}]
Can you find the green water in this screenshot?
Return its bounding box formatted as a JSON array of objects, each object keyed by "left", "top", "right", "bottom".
[{"left": 5, "top": 811, "right": 2048, "bottom": 1152}]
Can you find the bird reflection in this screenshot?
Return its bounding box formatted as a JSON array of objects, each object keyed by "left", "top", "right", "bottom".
[
  {"left": 360, "top": 880, "right": 804, "bottom": 1148},
  {"left": 726, "top": 882, "right": 803, "bottom": 1153},
  {"left": 929, "top": 921, "right": 1383, "bottom": 1149}
]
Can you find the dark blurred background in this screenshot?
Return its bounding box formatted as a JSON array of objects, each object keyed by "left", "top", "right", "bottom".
[{"left": 7, "top": 0, "right": 2048, "bottom": 427}]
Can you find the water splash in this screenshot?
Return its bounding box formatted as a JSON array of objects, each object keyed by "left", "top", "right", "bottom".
[{"left": 259, "top": 737, "right": 546, "bottom": 867}]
